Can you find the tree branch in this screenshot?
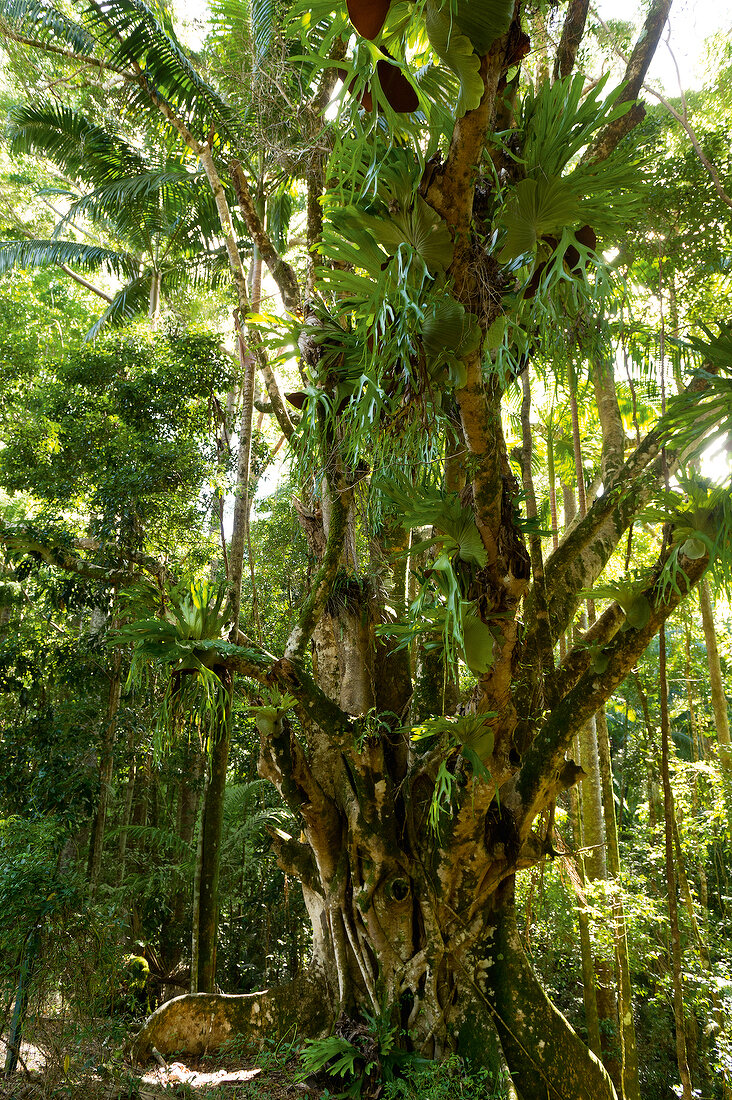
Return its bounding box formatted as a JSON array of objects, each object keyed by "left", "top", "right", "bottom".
[
  {"left": 57, "top": 263, "right": 114, "bottom": 301},
  {"left": 222, "top": 644, "right": 354, "bottom": 746},
  {"left": 1, "top": 529, "right": 141, "bottom": 585},
  {"left": 510, "top": 544, "right": 708, "bottom": 832},
  {"left": 0, "top": 24, "right": 130, "bottom": 76},
  {"left": 543, "top": 602, "right": 625, "bottom": 709},
  {"left": 0, "top": 204, "right": 115, "bottom": 302},
  {"left": 229, "top": 162, "right": 302, "bottom": 313},
  {"left": 587, "top": 0, "right": 674, "bottom": 162},
  {"left": 593, "top": 11, "right": 732, "bottom": 210},
  {"left": 553, "top": 0, "right": 590, "bottom": 81}
]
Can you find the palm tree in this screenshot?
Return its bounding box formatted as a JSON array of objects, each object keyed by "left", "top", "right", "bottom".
[{"left": 0, "top": 103, "right": 247, "bottom": 336}]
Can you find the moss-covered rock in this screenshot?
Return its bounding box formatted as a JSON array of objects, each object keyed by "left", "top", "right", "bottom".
[{"left": 132, "top": 971, "right": 334, "bottom": 1061}]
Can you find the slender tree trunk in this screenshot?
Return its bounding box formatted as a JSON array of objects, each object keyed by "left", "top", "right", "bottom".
[
  {"left": 684, "top": 628, "right": 710, "bottom": 915},
  {"left": 698, "top": 579, "right": 732, "bottom": 775},
  {"left": 579, "top": 714, "right": 606, "bottom": 880},
  {"left": 87, "top": 649, "right": 123, "bottom": 888},
  {"left": 170, "top": 735, "right": 206, "bottom": 967},
  {"left": 148, "top": 269, "right": 161, "bottom": 321},
  {"left": 596, "top": 706, "right": 641, "bottom": 1100},
  {"left": 190, "top": 762, "right": 207, "bottom": 995},
  {"left": 116, "top": 725, "right": 137, "bottom": 888},
  {"left": 569, "top": 773, "right": 603, "bottom": 1058},
  {"left": 189, "top": 243, "right": 262, "bottom": 990},
  {"left": 659, "top": 624, "right": 693, "bottom": 1100},
  {"left": 553, "top": 0, "right": 590, "bottom": 81},
  {"left": 567, "top": 395, "right": 621, "bottom": 1086},
  {"left": 577, "top": 712, "right": 620, "bottom": 1087},
  {"left": 531, "top": 8, "right": 551, "bottom": 83},
  {"left": 4, "top": 925, "right": 41, "bottom": 1076},
  {"left": 228, "top": 314, "right": 258, "bottom": 633},
  {"left": 192, "top": 671, "right": 232, "bottom": 994}
]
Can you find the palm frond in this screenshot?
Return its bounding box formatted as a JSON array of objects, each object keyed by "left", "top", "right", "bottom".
[
  {"left": 86, "top": 272, "right": 154, "bottom": 338},
  {"left": 661, "top": 326, "right": 732, "bottom": 454},
  {"left": 8, "top": 103, "right": 146, "bottom": 186},
  {"left": 83, "top": 0, "right": 239, "bottom": 143},
  {"left": 266, "top": 179, "right": 294, "bottom": 254},
  {"left": 251, "top": 0, "right": 277, "bottom": 60},
  {"left": 55, "top": 166, "right": 210, "bottom": 244},
  {"left": 0, "top": 0, "right": 95, "bottom": 54},
  {"left": 0, "top": 238, "right": 138, "bottom": 279}
]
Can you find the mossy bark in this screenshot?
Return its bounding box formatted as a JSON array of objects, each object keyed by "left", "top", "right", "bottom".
[{"left": 480, "top": 879, "right": 617, "bottom": 1100}]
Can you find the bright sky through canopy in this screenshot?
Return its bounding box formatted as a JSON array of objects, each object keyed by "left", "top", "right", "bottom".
[{"left": 175, "top": 0, "right": 731, "bottom": 91}]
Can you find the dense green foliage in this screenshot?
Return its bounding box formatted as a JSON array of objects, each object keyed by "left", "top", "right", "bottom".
[{"left": 0, "top": 1, "right": 731, "bottom": 1098}]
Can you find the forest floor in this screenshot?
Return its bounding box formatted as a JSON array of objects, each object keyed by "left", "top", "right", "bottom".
[{"left": 0, "top": 1023, "right": 323, "bottom": 1100}]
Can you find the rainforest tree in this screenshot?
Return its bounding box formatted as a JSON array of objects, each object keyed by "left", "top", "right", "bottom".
[{"left": 2, "top": 1, "right": 732, "bottom": 1098}]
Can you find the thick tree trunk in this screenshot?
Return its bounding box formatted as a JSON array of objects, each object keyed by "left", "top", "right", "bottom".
[
  {"left": 481, "top": 879, "right": 616, "bottom": 1100},
  {"left": 254, "top": 704, "right": 619, "bottom": 1097}
]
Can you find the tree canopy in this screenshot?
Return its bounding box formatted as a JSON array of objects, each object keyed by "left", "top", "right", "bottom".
[{"left": 0, "top": 2, "right": 731, "bottom": 1099}]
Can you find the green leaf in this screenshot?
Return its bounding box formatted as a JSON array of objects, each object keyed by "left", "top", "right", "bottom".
[
  {"left": 520, "top": 73, "right": 634, "bottom": 180},
  {"left": 588, "top": 575, "right": 652, "bottom": 632},
  {"left": 421, "top": 295, "right": 478, "bottom": 362},
  {"left": 453, "top": 0, "right": 513, "bottom": 56},
  {"left": 623, "top": 595, "right": 651, "bottom": 631},
  {"left": 453, "top": 713, "right": 495, "bottom": 761},
  {"left": 460, "top": 603, "right": 495, "bottom": 675},
  {"left": 424, "top": 3, "right": 483, "bottom": 118},
  {"left": 498, "top": 176, "right": 582, "bottom": 262},
  {"left": 360, "top": 194, "right": 454, "bottom": 273},
  {"left": 460, "top": 745, "right": 491, "bottom": 780},
  {"left": 680, "top": 537, "right": 707, "bottom": 560},
  {"left": 485, "top": 313, "right": 507, "bottom": 351}
]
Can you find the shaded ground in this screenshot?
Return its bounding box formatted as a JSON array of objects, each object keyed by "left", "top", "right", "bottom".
[{"left": 0, "top": 1020, "right": 322, "bottom": 1100}]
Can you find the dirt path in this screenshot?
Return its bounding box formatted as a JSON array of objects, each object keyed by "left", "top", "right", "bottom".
[{"left": 0, "top": 1026, "right": 320, "bottom": 1099}]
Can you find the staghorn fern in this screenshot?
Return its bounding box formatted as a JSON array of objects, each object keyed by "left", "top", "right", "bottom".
[{"left": 112, "top": 578, "right": 259, "bottom": 751}]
